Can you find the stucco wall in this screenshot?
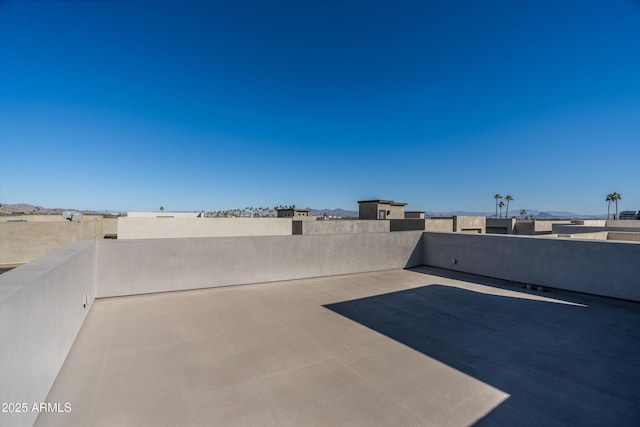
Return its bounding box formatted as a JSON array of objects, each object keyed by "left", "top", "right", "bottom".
[
  {"left": 552, "top": 224, "right": 640, "bottom": 235},
  {"left": 96, "top": 231, "right": 424, "bottom": 297},
  {"left": 541, "top": 233, "right": 640, "bottom": 242},
  {"left": 358, "top": 203, "right": 379, "bottom": 220},
  {"left": 0, "top": 218, "right": 103, "bottom": 267},
  {"left": 390, "top": 219, "right": 426, "bottom": 232},
  {"left": 387, "top": 204, "right": 405, "bottom": 220},
  {"left": 293, "top": 220, "right": 389, "bottom": 235},
  {"left": 422, "top": 232, "right": 640, "bottom": 301},
  {"left": 390, "top": 218, "right": 455, "bottom": 232},
  {"left": 605, "top": 220, "right": 640, "bottom": 228},
  {"left": 425, "top": 218, "right": 454, "bottom": 232},
  {"left": 358, "top": 202, "right": 404, "bottom": 220},
  {"left": 102, "top": 218, "right": 118, "bottom": 236},
  {"left": 487, "top": 218, "right": 516, "bottom": 234},
  {"left": 567, "top": 220, "right": 640, "bottom": 228},
  {"left": 117, "top": 217, "right": 292, "bottom": 239},
  {"left": 563, "top": 232, "right": 609, "bottom": 240},
  {"left": 532, "top": 220, "right": 571, "bottom": 233},
  {"left": 453, "top": 216, "right": 486, "bottom": 233},
  {"left": 0, "top": 241, "right": 96, "bottom": 427},
  {"left": 404, "top": 212, "right": 424, "bottom": 219},
  {"left": 607, "top": 232, "right": 640, "bottom": 242},
  {"left": 511, "top": 220, "right": 571, "bottom": 235},
  {"left": 126, "top": 211, "right": 201, "bottom": 218},
  {"left": 0, "top": 215, "right": 104, "bottom": 223}
]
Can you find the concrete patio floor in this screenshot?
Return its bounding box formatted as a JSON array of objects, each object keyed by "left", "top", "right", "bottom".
[{"left": 36, "top": 267, "right": 640, "bottom": 426}]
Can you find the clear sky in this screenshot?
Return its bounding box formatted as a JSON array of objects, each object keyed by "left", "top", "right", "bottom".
[{"left": 1, "top": 0, "right": 639, "bottom": 215}]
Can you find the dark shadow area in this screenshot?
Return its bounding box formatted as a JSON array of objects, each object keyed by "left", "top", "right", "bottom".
[
  {"left": 409, "top": 265, "right": 640, "bottom": 310},
  {"left": 325, "top": 284, "right": 640, "bottom": 426},
  {"left": 403, "top": 234, "right": 424, "bottom": 268},
  {"left": 410, "top": 265, "right": 551, "bottom": 294}
]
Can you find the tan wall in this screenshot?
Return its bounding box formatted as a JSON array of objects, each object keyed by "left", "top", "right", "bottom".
[
  {"left": 574, "top": 220, "right": 607, "bottom": 226},
  {"left": 359, "top": 202, "right": 404, "bottom": 220},
  {"left": 387, "top": 204, "right": 405, "bottom": 220},
  {"left": 566, "top": 232, "right": 609, "bottom": 241},
  {"left": 511, "top": 219, "right": 571, "bottom": 235},
  {"left": 96, "top": 231, "right": 424, "bottom": 297},
  {"left": 487, "top": 218, "right": 516, "bottom": 234},
  {"left": 127, "top": 211, "right": 201, "bottom": 218},
  {"left": 605, "top": 220, "right": 640, "bottom": 228},
  {"left": 423, "top": 232, "right": 640, "bottom": 302},
  {"left": 294, "top": 220, "right": 389, "bottom": 235},
  {"left": 0, "top": 218, "right": 104, "bottom": 266},
  {"left": 425, "top": 218, "right": 454, "bottom": 232},
  {"left": 607, "top": 232, "right": 640, "bottom": 242},
  {"left": 0, "top": 214, "right": 104, "bottom": 223},
  {"left": 533, "top": 220, "right": 572, "bottom": 233},
  {"left": 553, "top": 223, "right": 640, "bottom": 234},
  {"left": 453, "top": 216, "right": 486, "bottom": 233},
  {"left": 102, "top": 218, "right": 118, "bottom": 236},
  {"left": 390, "top": 218, "right": 455, "bottom": 232},
  {"left": 117, "top": 217, "right": 292, "bottom": 239},
  {"left": 0, "top": 241, "right": 96, "bottom": 427}
]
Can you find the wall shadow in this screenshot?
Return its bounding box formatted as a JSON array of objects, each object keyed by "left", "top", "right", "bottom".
[
  {"left": 403, "top": 234, "right": 424, "bottom": 268},
  {"left": 325, "top": 285, "right": 640, "bottom": 426}
]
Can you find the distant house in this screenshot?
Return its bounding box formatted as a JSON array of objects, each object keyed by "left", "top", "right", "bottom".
[
  {"left": 619, "top": 210, "right": 640, "bottom": 220},
  {"left": 276, "top": 208, "right": 312, "bottom": 218},
  {"left": 358, "top": 200, "right": 407, "bottom": 220}
]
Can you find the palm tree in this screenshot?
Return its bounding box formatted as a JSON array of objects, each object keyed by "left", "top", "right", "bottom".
[
  {"left": 498, "top": 201, "right": 505, "bottom": 218},
  {"left": 504, "top": 195, "right": 513, "bottom": 218},
  {"left": 606, "top": 193, "right": 614, "bottom": 219},
  {"left": 519, "top": 209, "right": 527, "bottom": 220},
  {"left": 612, "top": 192, "right": 622, "bottom": 219},
  {"left": 494, "top": 194, "right": 502, "bottom": 218}
]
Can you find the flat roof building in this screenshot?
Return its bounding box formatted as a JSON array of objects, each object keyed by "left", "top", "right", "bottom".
[
  {"left": 276, "top": 208, "right": 312, "bottom": 218},
  {"left": 620, "top": 210, "right": 640, "bottom": 220},
  {"left": 358, "top": 200, "right": 407, "bottom": 220}
]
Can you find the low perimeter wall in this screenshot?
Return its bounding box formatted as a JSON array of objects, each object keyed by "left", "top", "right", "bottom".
[
  {"left": 0, "top": 241, "right": 96, "bottom": 427},
  {"left": 552, "top": 224, "right": 640, "bottom": 235},
  {"left": 0, "top": 219, "right": 103, "bottom": 267},
  {"left": 422, "top": 232, "right": 640, "bottom": 301},
  {"left": 293, "top": 220, "right": 389, "bottom": 235},
  {"left": 117, "top": 217, "right": 292, "bottom": 239},
  {"left": 96, "top": 231, "right": 424, "bottom": 297}
]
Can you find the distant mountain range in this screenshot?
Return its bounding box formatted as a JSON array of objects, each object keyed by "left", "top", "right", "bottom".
[
  {"left": 0, "top": 203, "right": 106, "bottom": 215},
  {"left": 1, "top": 203, "right": 606, "bottom": 220}
]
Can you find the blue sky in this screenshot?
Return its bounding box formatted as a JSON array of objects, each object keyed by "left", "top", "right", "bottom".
[{"left": 1, "top": 0, "right": 639, "bottom": 214}]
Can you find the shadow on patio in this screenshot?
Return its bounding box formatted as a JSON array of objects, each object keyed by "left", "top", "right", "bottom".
[{"left": 325, "top": 283, "right": 640, "bottom": 426}]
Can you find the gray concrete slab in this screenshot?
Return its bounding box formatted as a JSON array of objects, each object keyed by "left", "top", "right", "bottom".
[{"left": 36, "top": 268, "right": 640, "bottom": 426}]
